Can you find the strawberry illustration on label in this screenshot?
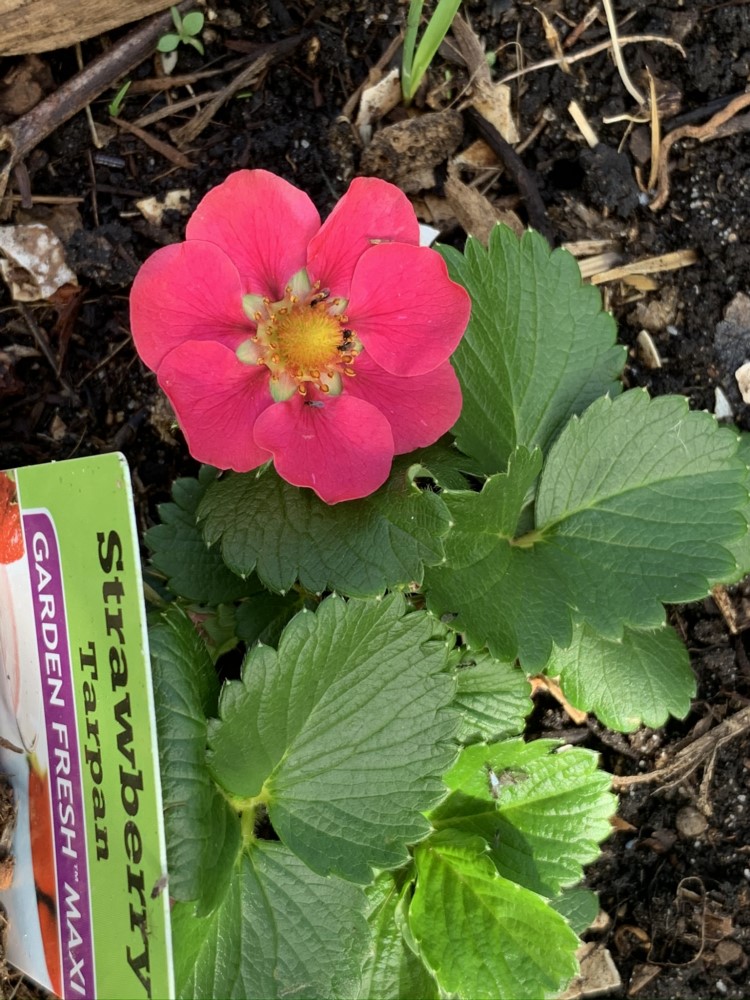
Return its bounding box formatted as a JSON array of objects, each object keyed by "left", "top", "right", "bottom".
[
  {"left": 28, "top": 758, "right": 62, "bottom": 998},
  {"left": 0, "top": 472, "right": 23, "bottom": 564}
]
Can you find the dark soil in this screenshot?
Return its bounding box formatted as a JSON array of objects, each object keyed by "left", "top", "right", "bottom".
[{"left": 1, "top": 1, "right": 749, "bottom": 998}]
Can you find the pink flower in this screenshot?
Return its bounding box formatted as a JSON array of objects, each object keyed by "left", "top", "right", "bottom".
[{"left": 130, "top": 169, "right": 470, "bottom": 503}]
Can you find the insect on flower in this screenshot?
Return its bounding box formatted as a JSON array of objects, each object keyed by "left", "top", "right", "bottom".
[{"left": 129, "top": 169, "right": 471, "bottom": 504}]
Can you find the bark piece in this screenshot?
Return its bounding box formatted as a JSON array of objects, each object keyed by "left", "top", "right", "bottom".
[{"left": 1, "top": 0, "right": 174, "bottom": 56}]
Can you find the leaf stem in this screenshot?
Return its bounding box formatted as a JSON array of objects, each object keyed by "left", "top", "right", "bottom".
[
  {"left": 511, "top": 529, "right": 544, "bottom": 548},
  {"left": 241, "top": 806, "right": 257, "bottom": 848}
]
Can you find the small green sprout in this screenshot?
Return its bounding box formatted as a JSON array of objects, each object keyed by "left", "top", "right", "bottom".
[
  {"left": 401, "top": 0, "right": 463, "bottom": 104},
  {"left": 157, "top": 5, "right": 205, "bottom": 56},
  {"left": 108, "top": 80, "right": 132, "bottom": 117}
]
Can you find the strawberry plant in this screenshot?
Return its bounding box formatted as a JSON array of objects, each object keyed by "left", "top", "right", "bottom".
[{"left": 136, "top": 177, "right": 750, "bottom": 998}]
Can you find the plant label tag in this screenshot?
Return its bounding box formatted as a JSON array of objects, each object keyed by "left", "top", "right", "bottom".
[{"left": 0, "top": 454, "right": 173, "bottom": 999}]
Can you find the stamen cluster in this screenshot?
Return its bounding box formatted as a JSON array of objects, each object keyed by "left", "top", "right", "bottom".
[{"left": 238, "top": 274, "right": 361, "bottom": 402}]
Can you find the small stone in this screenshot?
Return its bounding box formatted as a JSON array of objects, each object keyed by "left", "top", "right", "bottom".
[
  {"left": 676, "top": 805, "right": 708, "bottom": 838},
  {"left": 736, "top": 361, "right": 750, "bottom": 403},
  {"left": 714, "top": 939, "right": 745, "bottom": 967}
]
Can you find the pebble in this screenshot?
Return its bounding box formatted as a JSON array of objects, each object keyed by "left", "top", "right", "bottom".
[
  {"left": 714, "top": 940, "right": 745, "bottom": 966},
  {"left": 675, "top": 805, "right": 708, "bottom": 838}
]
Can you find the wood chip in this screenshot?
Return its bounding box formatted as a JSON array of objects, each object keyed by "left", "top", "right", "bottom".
[
  {"left": 627, "top": 963, "right": 661, "bottom": 997},
  {"left": 563, "top": 239, "right": 622, "bottom": 258},
  {"left": 569, "top": 100, "right": 599, "bottom": 148},
  {"left": 710, "top": 583, "right": 750, "bottom": 636},
  {"left": 538, "top": 7, "right": 571, "bottom": 73},
  {"left": 578, "top": 252, "right": 623, "bottom": 280},
  {"left": 135, "top": 188, "right": 191, "bottom": 226},
  {"left": 589, "top": 249, "right": 697, "bottom": 285},
  {"left": 530, "top": 674, "right": 588, "bottom": 725},
  {"left": 360, "top": 111, "right": 463, "bottom": 193},
  {"left": 451, "top": 15, "right": 518, "bottom": 143},
  {"left": 452, "top": 139, "right": 501, "bottom": 170},
  {"left": 611, "top": 815, "right": 637, "bottom": 833},
  {"left": 0, "top": 223, "right": 77, "bottom": 301},
  {"left": 636, "top": 330, "right": 663, "bottom": 369},
  {"left": 560, "top": 944, "right": 622, "bottom": 999},
  {"left": 0, "top": 0, "right": 176, "bottom": 55},
  {"left": 355, "top": 68, "right": 401, "bottom": 143},
  {"left": 445, "top": 164, "right": 523, "bottom": 242}
]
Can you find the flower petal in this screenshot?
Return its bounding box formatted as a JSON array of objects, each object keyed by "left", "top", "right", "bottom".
[
  {"left": 186, "top": 170, "right": 321, "bottom": 299},
  {"left": 306, "top": 177, "right": 420, "bottom": 299},
  {"left": 157, "top": 340, "right": 273, "bottom": 472},
  {"left": 345, "top": 353, "right": 463, "bottom": 453},
  {"left": 252, "top": 392, "right": 395, "bottom": 504},
  {"left": 130, "top": 241, "right": 251, "bottom": 371},
  {"left": 347, "top": 243, "right": 471, "bottom": 376}
]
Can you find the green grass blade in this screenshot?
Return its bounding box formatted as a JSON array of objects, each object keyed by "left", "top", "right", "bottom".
[
  {"left": 401, "top": 0, "right": 424, "bottom": 101},
  {"left": 407, "top": 0, "right": 462, "bottom": 101}
]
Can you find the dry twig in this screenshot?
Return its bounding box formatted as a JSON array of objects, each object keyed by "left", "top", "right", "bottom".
[
  {"left": 111, "top": 115, "right": 193, "bottom": 169},
  {"left": 464, "top": 107, "right": 553, "bottom": 245},
  {"left": 601, "top": 0, "right": 645, "bottom": 106},
  {"left": 170, "top": 36, "right": 303, "bottom": 148},
  {"left": 650, "top": 91, "right": 750, "bottom": 211},
  {"left": 497, "top": 35, "right": 685, "bottom": 86},
  {"left": 611, "top": 705, "right": 750, "bottom": 792}
]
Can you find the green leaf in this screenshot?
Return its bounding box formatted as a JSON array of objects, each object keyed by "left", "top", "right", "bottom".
[
  {"left": 535, "top": 392, "right": 745, "bottom": 632},
  {"left": 433, "top": 740, "right": 615, "bottom": 897},
  {"left": 441, "top": 227, "right": 625, "bottom": 475},
  {"left": 207, "top": 595, "right": 458, "bottom": 883},
  {"left": 719, "top": 431, "right": 750, "bottom": 579},
  {"left": 199, "top": 457, "right": 451, "bottom": 597},
  {"left": 146, "top": 472, "right": 253, "bottom": 604},
  {"left": 550, "top": 886, "right": 600, "bottom": 935},
  {"left": 181, "top": 10, "right": 204, "bottom": 34},
  {"left": 157, "top": 33, "right": 181, "bottom": 52},
  {"left": 425, "top": 393, "right": 747, "bottom": 666},
  {"left": 409, "top": 829, "right": 579, "bottom": 999},
  {"left": 107, "top": 79, "right": 131, "bottom": 117},
  {"left": 425, "top": 446, "right": 570, "bottom": 667},
  {"left": 197, "top": 603, "right": 240, "bottom": 659},
  {"left": 452, "top": 652, "right": 532, "bottom": 744},
  {"left": 234, "top": 589, "right": 304, "bottom": 647},
  {"left": 149, "top": 608, "right": 241, "bottom": 913},
  {"left": 361, "top": 872, "right": 439, "bottom": 1000},
  {"left": 410, "top": 439, "right": 486, "bottom": 490},
  {"left": 548, "top": 623, "right": 695, "bottom": 732},
  {"left": 172, "top": 843, "right": 369, "bottom": 999}
]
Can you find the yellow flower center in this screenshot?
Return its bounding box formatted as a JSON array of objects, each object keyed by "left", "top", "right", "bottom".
[
  {"left": 273, "top": 304, "right": 342, "bottom": 373},
  {"left": 237, "top": 270, "right": 360, "bottom": 402}
]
